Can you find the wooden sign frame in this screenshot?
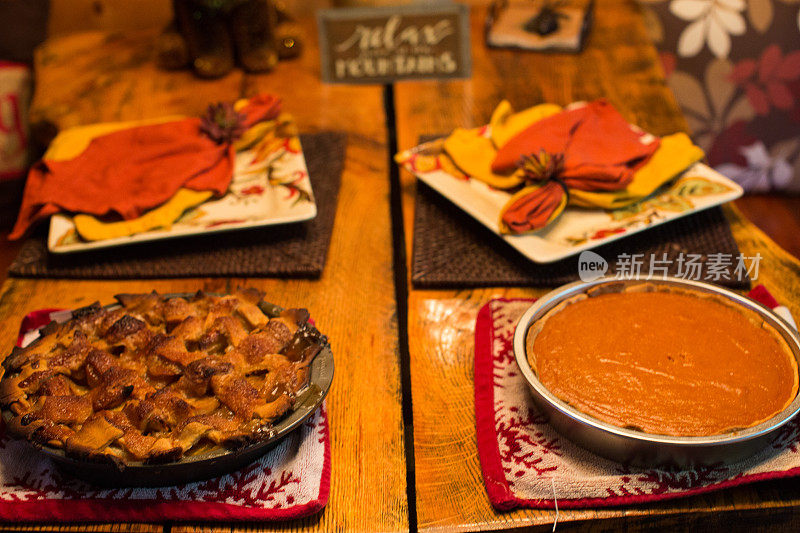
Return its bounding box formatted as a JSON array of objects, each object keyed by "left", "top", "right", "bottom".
[{"left": 317, "top": 3, "right": 471, "bottom": 84}]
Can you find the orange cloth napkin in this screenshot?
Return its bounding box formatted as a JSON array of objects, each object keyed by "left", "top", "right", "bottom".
[
  {"left": 492, "top": 99, "right": 660, "bottom": 191},
  {"left": 493, "top": 100, "right": 661, "bottom": 234},
  {"left": 9, "top": 95, "right": 281, "bottom": 240},
  {"left": 501, "top": 181, "right": 567, "bottom": 234},
  {"left": 239, "top": 93, "right": 282, "bottom": 128}
]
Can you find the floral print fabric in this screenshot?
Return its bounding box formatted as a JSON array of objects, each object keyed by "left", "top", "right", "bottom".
[{"left": 641, "top": 0, "right": 800, "bottom": 191}]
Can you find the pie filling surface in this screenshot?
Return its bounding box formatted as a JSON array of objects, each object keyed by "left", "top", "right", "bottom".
[
  {"left": 0, "top": 288, "right": 325, "bottom": 464},
  {"left": 526, "top": 285, "right": 799, "bottom": 437}
]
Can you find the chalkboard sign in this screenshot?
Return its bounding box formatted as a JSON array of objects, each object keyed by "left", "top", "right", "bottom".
[{"left": 317, "top": 3, "right": 471, "bottom": 84}]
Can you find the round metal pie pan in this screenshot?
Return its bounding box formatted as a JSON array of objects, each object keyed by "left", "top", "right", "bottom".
[
  {"left": 513, "top": 277, "right": 800, "bottom": 468},
  {"left": 1, "top": 294, "right": 334, "bottom": 487}
]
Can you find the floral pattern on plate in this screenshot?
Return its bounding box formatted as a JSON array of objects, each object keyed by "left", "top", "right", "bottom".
[{"left": 562, "top": 175, "right": 735, "bottom": 246}]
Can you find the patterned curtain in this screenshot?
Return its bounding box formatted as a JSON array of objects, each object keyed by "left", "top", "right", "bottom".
[{"left": 639, "top": 0, "right": 800, "bottom": 192}]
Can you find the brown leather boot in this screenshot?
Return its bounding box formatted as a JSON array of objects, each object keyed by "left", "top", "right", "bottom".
[
  {"left": 174, "top": 0, "right": 235, "bottom": 79},
  {"left": 156, "top": 20, "right": 190, "bottom": 70},
  {"left": 229, "top": 0, "right": 279, "bottom": 73}
]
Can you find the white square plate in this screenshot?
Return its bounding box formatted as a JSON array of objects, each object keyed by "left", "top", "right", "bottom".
[
  {"left": 48, "top": 136, "right": 317, "bottom": 254},
  {"left": 398, "top": 139, "right": 743, "bottom": 264}
]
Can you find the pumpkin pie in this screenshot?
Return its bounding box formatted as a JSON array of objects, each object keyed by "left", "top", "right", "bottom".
[{"left": 526, "top": 283, "right": 798, "bottom": 437}]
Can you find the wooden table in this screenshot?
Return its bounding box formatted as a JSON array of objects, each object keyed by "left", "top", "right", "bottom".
[
  {"left": 395, "top": 1, "right": 800, "bottom": 531},
  {"left": 1, "top": 20, "right": 408, "bottom": 533},
  {"left": 3, "top": 1, "right": 800, "bottom": 531}
]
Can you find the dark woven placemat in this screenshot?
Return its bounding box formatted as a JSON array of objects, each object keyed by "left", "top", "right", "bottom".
[
  {"left": 412, "top": 165, "right": 749, "bottom": 289},
  {"left": 9, "top": 131, "right": 346, "bottom": 279}
]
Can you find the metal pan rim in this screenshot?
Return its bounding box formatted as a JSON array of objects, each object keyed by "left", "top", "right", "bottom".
[{"left": 513, "top": 276, "right": 800, "bottom": 448}]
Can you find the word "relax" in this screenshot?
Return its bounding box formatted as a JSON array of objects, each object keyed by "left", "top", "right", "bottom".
[{"left": 335, "top": 14, "right": 454, "bottom": 53}]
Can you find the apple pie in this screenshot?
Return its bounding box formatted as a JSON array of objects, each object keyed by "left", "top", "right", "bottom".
[{"left": 0, "top": 288, "right": 326, "bottom": 464}]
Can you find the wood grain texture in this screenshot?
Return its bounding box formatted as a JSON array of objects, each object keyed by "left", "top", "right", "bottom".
[
  {"left": 736, "top": 195, "right": 800, "bottom": 261},
  {"left": 6, "top": 1, "right": 800, "bottom": 531},
  {"left": 0, "top": 525, "right": 161, "bottom": 532},
  {"left": 47, "top": 0, "right": 172, "bottom": 37},
  {"left": 27, "top": 29, "right": 244, "bottom": 146},
  {"left": 7, "top": 16, "right": 408, "bottom": 533},
  {"left": 395, "top": 1, "right": 800, "bottom": 531}
]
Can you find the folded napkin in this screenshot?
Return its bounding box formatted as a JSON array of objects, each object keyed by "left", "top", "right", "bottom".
[
  {"left": 420, "top": 100, "right": 705, "bottom": 235},
  {"left": 9, "top": 94, "right": 282, "bottom": 240},
  {"left": 492, "top": 100, "right": 659, "bottom": 184},
  {"left": 0, "top": 308, "right": 330, "bottom": 522},
  {"left": 475, "top": 289, "right": 800, "bottom": 510}
]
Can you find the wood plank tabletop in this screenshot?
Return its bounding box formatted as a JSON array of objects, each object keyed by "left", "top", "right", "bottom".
[
  {"left": 393, "top": 1, "right": 800, "bottom": 531},
  {"left": 2, "top": 1, "right": 800, "bottom": 532},
  {"left": 2, "top": 18, "right": 408, "bottom": 533}
]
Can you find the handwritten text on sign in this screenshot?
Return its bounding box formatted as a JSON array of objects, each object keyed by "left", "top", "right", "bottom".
[{"left": 317, "top": 4, "right": 471, "bottom": 84}]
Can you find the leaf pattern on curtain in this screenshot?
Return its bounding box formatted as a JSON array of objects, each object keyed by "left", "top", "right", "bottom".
[{"left": 641, "top": 0, "right": 800, "bottom": 191}]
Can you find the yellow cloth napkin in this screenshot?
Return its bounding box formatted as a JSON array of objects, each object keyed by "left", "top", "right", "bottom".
[
  {"left": 489, "top": 100, "right": 562, "bottom": 148},
  {"left": 73, "top": 189, "right": 213, "bottom": 241}
]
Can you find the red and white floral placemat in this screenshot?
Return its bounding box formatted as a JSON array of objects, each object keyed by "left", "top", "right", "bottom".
[
  {"left": 474, "top": 288, "right": 800, "bottom": 510},
  {"left": 0, "top": 310, "right": 330, "bottom": 522}
]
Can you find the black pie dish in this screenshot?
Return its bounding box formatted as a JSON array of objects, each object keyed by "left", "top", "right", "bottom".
[{"left": 0, "top": 294, "right": 334, "bottom": 487}]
